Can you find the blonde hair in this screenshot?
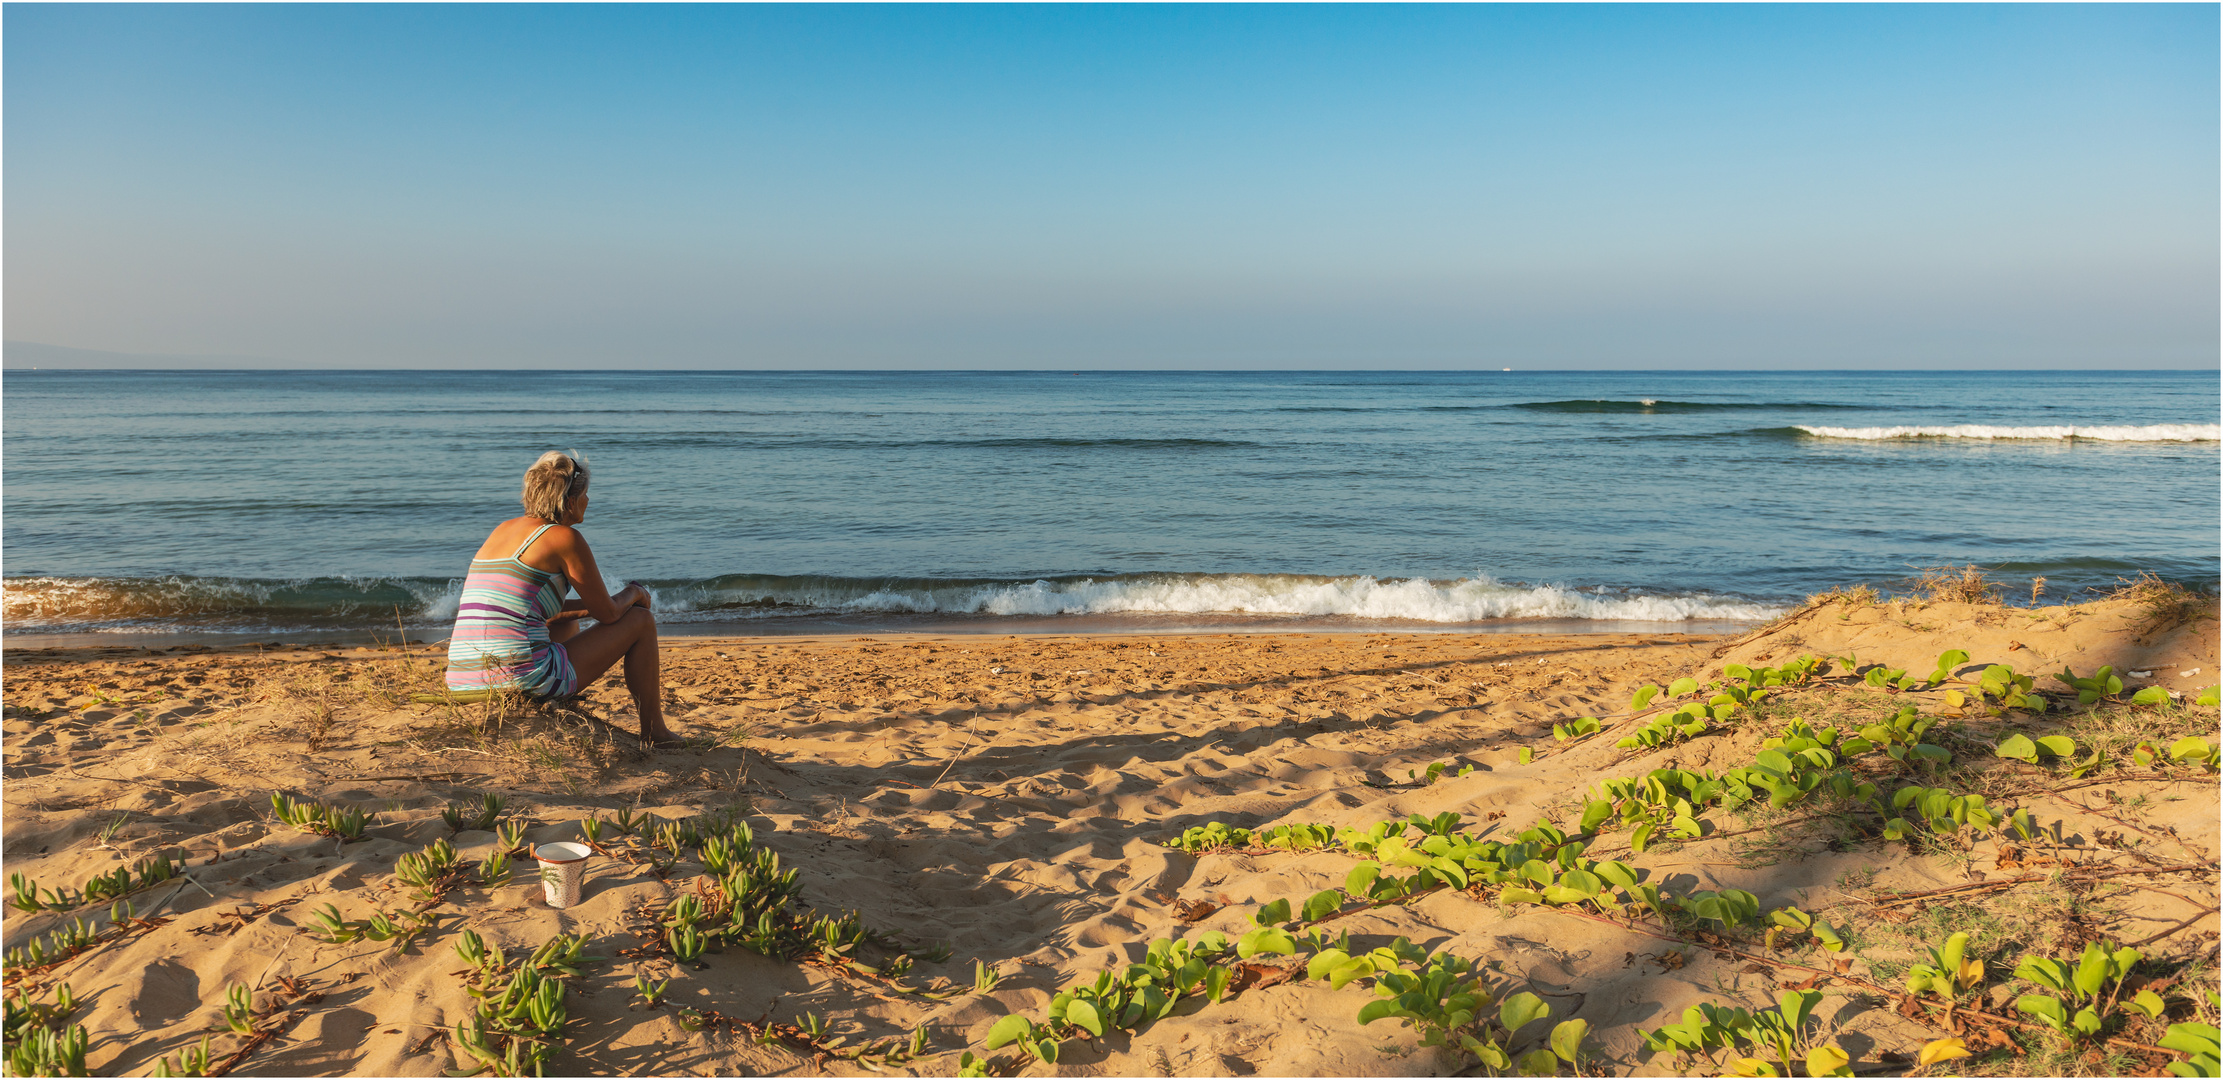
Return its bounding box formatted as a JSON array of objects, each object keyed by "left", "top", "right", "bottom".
[{"left": 521, "top": 451, "right": 590, "bottom": 522}]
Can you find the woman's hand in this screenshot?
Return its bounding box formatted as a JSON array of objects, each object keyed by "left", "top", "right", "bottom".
[{"left": 622, "top": 581, "right": 654, "bottom": 611}]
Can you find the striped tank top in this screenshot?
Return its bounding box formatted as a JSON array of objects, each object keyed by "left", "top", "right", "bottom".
[{"left": 445, "top": 523, "right": 579, "bottom": 698}]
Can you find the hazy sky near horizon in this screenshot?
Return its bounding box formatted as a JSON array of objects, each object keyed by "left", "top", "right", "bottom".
[{"left": 6, "top": 4, "right": 2217, "bottom": 370}]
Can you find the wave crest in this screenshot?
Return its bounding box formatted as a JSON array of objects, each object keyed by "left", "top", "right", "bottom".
[
  {"left": 653, "top": 573, "right": 1786, "bottom": 624},
  {"left": 3, "top": 572, "right": 1785, "bottom": 632},
  {"left": 1794, "top": 424, "right": 2219, "bottom": 442}
]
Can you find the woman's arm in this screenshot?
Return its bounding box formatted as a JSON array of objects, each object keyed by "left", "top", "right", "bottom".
[{"left": 539, "top": 527, "right": 643, "bottom": 624}]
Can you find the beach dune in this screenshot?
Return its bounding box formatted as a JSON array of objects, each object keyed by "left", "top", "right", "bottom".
[{"left": 2, "top": 595, "right": 2215, "bottom": 1076}]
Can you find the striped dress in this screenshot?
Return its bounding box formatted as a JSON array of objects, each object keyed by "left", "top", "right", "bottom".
[{"left": 445, "top": 523, "right": 579, "bottom": 698}]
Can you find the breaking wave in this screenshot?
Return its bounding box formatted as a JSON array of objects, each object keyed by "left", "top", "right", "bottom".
[
  {"left": 2, "top": 572, "right": 1786, "bottom": 634},
  {"left": 1792, "top": 424, "right": 2219, "bottom": 442}
]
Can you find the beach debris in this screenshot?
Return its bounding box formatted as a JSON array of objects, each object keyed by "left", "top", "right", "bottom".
[{"left": 1172, "top": 899, "right": 1219, "bottom": 922}]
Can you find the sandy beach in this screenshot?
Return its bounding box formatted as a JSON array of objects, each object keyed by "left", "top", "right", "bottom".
[{"left": 3, "top": 594, "right": 2216, "bottom": 1076}]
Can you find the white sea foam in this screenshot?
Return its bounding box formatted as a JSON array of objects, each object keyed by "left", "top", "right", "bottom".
[
  {"left": 658, "top": 574, "right": 1787, "bottom": 623},
  {"left": 2, "top": 571, "right": 1787, "bottom": 631},
  {"left": 1795, "top": 424, "right": 2219, "bottom": 442},
  {"left": 414, "top": 578, "right": 465, "bottom": 623}
]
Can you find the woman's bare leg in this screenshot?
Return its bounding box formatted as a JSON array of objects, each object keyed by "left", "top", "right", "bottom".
[{"left": 557, "top": 607, "right": 677, "bottom": 745}]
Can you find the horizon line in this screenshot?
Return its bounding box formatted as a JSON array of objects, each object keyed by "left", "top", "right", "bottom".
[{"left": 6, "top": 365, "right": 2220, "bottom": 374}]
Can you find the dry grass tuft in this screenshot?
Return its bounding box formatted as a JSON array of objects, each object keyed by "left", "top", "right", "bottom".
[
  {"left": 358, "top": 650, "right": 453, "bottom": 709},
  {"left": 1806, "top": 583, "right": 1879, "bottom": 608},
  {"left": 1915, "top": 564, "right": 2005, "bottom": 605},
  {"left": 2107, "top": 572, "right": 2216, "bottom": 633},
  {"left": 402, "top": 686, "right": 647, "bottom": 792},
  {"left": 265, "top": 663, "right": 345, "bottom": 751}
]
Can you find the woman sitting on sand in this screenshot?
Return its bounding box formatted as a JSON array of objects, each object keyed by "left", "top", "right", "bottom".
[{"left": 446, "top": 451, "right": 680, "bottom": 747}]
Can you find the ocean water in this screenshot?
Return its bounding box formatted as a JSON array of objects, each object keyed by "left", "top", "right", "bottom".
[{"left": 2, "top": 369, "right": 2216, "bottom": 642}]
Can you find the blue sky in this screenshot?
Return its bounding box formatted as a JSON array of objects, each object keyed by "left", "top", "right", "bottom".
[{"left": 5, "top": 4, "right": 2216, "bottom": 369}]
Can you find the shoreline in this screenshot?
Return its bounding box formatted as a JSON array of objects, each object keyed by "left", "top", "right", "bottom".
[{"left": 0, "top": 614, "right": 1769, "bottom": 651}]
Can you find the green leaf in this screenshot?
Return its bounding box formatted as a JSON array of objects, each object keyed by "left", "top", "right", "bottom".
[
  {"left": 2036, "top": 735, "right": 2077, "bottom": 758},
  {"left": 1554, "top": 869, "right": 1602, "bottom": 900},
  {"left": 1356, "top": 998, "right": 1401, "bottom": 1025},
  {"left": 2015, "top": 994, "right": 2070, "bottom": 1032},
  {"left": 2131, "top": 990, "right": 2169, "bottom": 1019},
  {"left": 1064, "top": 998, "right": 1105, "bottom": 1038},
  {"left": 1668, "top": 677, "right": 1699, "bottom": 697},
  {"left": 1345, "top": 863, "right": 1382, "bottom": 896},
  {"left": 1930, "top": 650, "right": 1970, "bottom": 682},
  {"left": 1592, "top": 860, "right": 1637, "bottom": 890},
  {"left": 984, "top": 1014, "right": 1032, "bottom": 1050},
  {"left": 2198, "top": 687, "right": 2220, "bottom": 708},
  {"left": 1770, "top": 905, "right": 1813, "bottom": 931},
  {"left": 1301, "top": 890, "right": 1343, "bottom": 923},
  {"left": 1994, "top": 734, "right": 2039, "bottom": 763},
  {"left": 1779, "top": 989, "right": 1820, "bottom": 1032},
  {"left": 2133, "top": 686, "right": 2171, "bottom": 706},
  {"left": 2169, "top": 737, "right": 2213, "bottom": 763},
  {"left": 1518, "top": 1048, "right": 1560, "bottom": 1076},
  {"left": 1499, "top": 991, "right": 1551, "bottom": 1035},
  {"left": 1550, "top": 1018, "right": 1589, "bottom": 1064},
  {"left": 1328, "top": 957, "right": 1376, "bottom": 990},
  {"left": 1806, "top": 1044, "right": 1853, "bottom": 1078},
  {"left": 1630, "top": 685, "right": 1662, "bottom": 711},
  {"left": 1236, "top": 927, "right": 1297, "bottom": 959},
  {"left": 1306, "top": 949, "right": 1350, "bottom": 982},
  {"left": 2013, "top": 957, "right": 2071, "bottom": 993},
  {"left": 1518, "top": 747, "right": 1534, "bottom": 765},
  {"left": 1252, "top": 898, "right": 1291, "bottom": 926},
  {"left": 2074, "top": 943, "right": 2111, "bottom": 997},
  {"left": 1204, "top": 965, "right": 1230, "bottom": 1003},
  {"left": 2073, "top": 1007, "right": 2105, "bottom": 1037},
  {"left": 1579, "top": 800, "right": 1612, "bottom": 833},
  {"left": 2158, "top": 1023, "right": 2222, "bottom": 1057},
  {"left": 1498, "top": 887, "right": 1544, "bottom": 905}
]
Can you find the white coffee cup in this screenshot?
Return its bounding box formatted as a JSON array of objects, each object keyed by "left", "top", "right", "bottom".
[{"left": 534, "top": 842, "right": 591, "bottom": 908}]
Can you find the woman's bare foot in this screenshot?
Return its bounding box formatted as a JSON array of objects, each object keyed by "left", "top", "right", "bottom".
[{"left": 640, "top": 722, "right": 685, "bottom": 749}]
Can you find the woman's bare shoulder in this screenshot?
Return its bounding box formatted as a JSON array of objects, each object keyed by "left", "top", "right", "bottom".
[
  {"left": 519, "top": 521, "right": 590, "bottom": 572},
  {"left": 475, "top": 517, "right": 566, "bottom": 560}
]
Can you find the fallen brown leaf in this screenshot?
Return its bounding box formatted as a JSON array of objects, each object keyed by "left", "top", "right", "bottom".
[
  {"left": 1173, "top": 899, "right": 1220, "bottom": 923},
  {"left": 1225, "top": 961, "right": 1301, "bottom": 995}
]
